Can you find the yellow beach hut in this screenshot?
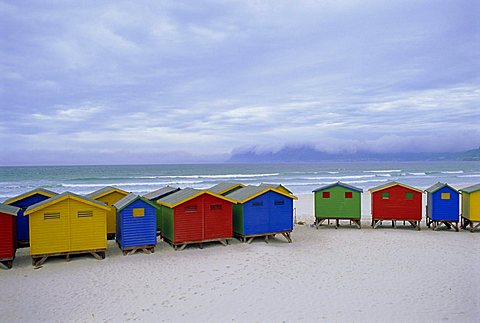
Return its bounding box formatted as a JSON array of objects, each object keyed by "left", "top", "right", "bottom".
[
  {"left": 459, "top": 183, "right": 480, "bottom": 232},
  {"left": 86, "top": 186, "right": 129, "bottom": 239},
  {"left": 24, "top": 192, "right": 110, "bottom": 266}
]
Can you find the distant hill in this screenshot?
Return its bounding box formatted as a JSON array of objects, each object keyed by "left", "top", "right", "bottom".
[{"left": 228, "top": 146, "right": 480, "bottom": 163}]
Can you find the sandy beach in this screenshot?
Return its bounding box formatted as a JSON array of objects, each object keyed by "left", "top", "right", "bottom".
[{"left": 1, "top": 194, "right": 479, "bottom": 322}]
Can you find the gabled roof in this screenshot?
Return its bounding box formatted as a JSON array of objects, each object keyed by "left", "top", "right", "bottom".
[
  {"left": 313, "top": 181, "right": 363, "bottom": 193},
  {"left": 425, "top": 182, "right": 459, "bottom": 194},
  {"left": 460, "top": 183, "right": 480, "bottom": 193},
  {"left": 25, "top": 192, "right": 110, "bottom": 215},
  {"left": 259, "top": 183, "right": 293, "bottom": 195},
  {"left": 86, "top": 186, "right": 129, "bottom": 199},
  {"left": 114, "top": 193, "right": 159, "bottom": 212},
  {"left": 368, "top": 181, "right": 422, "bottom": 193},
  {"left": 208, "top": 182, "right": 245, "bottom": 195},
  {"left": 158, "top": 188, "right": 236, "bottom": 208},
  {"left": 226, "top": 185, "right": 298, "bottom": 203},
  {"left": 0, "top": 203, "right": 21, "bottom": 216},
  {"left": 143, "top": 186, "right": 181, "bottom": 201},
  {"left": 4, "top": 188, "right": 58, "bottom": 205}
]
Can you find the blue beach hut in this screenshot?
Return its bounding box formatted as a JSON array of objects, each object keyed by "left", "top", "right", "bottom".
[
  {"left": 114, "top": 193, "right": 158, "bottom": 255},
  {"left": 4, "top": 188, "right": 58, "bottom": 246},
  {"left": 425, "top": 182, "right": 460, "bottom": 231},
  {"left": 226, "top": 185, "right": 297, "bottom": 243}
]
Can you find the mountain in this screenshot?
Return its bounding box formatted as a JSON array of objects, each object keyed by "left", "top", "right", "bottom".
[{"left": 228, "top": 146, "right": 480, "bottom": 163}]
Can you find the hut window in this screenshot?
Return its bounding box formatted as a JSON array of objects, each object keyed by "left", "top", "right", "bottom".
[
  {"left": 441, "top": 193, "right": 451, "bottom": 200},
  {"left": 210, "top": 204, "right": 222, "bottom": 210},
  {"left": 382, "top": 192, "right": 389, "bottom": 199},
  {"left": 252, "top": 201, "right": 263, "bottom": 207},
  {"left": 405, "top": 192, "right": 414, "bottom": 200},
  {"left": 133, "top": 208, "right": 145, "bottom": 217},
  {"left": 274, "top": 200, "right": 285, "bottom": 205},
  {"left": 44, "top": 212, "right": 60, "bottom": 220},
  {"left": 184, "top": 205, "right": 197, "bottom": 213},
  {"left": 322, "top": 192, "right": 330, "bottom": 198},
  {"left": 78, "top": 210, "right": 93, "bottom": 218},
  {"left": 345, "top": 192, "right": 353, "bottom": 199}
]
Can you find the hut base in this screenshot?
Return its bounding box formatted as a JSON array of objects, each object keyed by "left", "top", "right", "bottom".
[
  {"left": 371, "top": 219, "right": 421, "bottom": 231},
  {"left": 314, "top": 218, "right": 361, "bottom": 229},
  {"left": 16, "top": 240, "right": 30, "bottom": 248},
  {"left": 163, "top": 237, "right": 231, "bottom": 251},
  {"left": 107, "top": 233, "right": 116, "bottom": 240},
  {"left": 120, "top": 244, "right": 155, "bottom": 256},
  {"left": 460, "top": 217, "right": 480, "bottom": 232},
  {"left": 31, "top": 249, "right": 106, "bottom": 267},
  {"left": 426, "top": 216, "right": 459, "bottom": 232},
  {"left": 235, "top": 231, "right": 292, "bottom": 243},
  {"left": 0, "top": 258, "right": 14, "bottom": 269}
]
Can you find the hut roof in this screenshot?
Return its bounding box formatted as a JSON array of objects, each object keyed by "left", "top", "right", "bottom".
[
  {"left": 368, "top": 181, "right": 422, "bottom": 193},
  {"left": 114, "top": 193, "right": 159, "bottom": 211},
  {"left": 4, "top": 188, "right": 58, "bottom": 205},
  {"left": 259, "top": 183, "right": 293, "bottom": 194},
  {"left": 0, "top": 203, "right": 21, "bottom": 216},
  {"left": 143, "top": 186, "right": 181, "bottom": 201},
  {"left": 208, "top": 182, "right": 245, "bottom": 195},
  {"left": 425, "top": 182, "right": 459, "bottom": 194},
  {"left": 25, "top": 192, "right": 110, "bottom": 215},
  {"left": 158, "top": 187, "right": 235, "bottom": 208},
  {"left": 313, "top": 181, "right": 363, "bottom": 193},
  {"left": 86, "top": 186, "right": 128, "bottom": 199},
  {"left": 460, "top": 183, "right": 480, "bottom": 193},
  {"left": 226, "top": 185, "right": 298, "bottom": 203}
]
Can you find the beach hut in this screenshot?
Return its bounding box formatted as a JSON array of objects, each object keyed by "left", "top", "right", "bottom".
[
  {"left": 369, "top": 181, "right": 422, "bottom": 230},
  {"left": 209, "top": 182, "right": 245, "bottom": 196},
  {"left": 144, "top": 186, "right": 180, "bottom": 234},
  {"left": 226, "top": 185, "right": 297, "bottom": 243},
  {"left": 24, "top": 192, "right": 110, "bottom": 266},
  {"left": 86, "top": 186, "right": 129, "bottom": 239},
  {"left": 459, "top": 184, "right": 480, "bottom": 232},
  {"left": 4, "top": 188, "right": 58, "bottom": 246},
  {"left": 114, "top": 194, "right": 158, "bottom": 255},
  {"left": 425, "top": 182, "right": 460, "bottom": 231},
  {"left": 157, "top": 188, "right": 234, "bottom": 250},
  {"left": 312, "top": 182, "right": 363, "bottom": 229},
  {"left": 0, "top": 204, "right": 20, "bottom": 269}
]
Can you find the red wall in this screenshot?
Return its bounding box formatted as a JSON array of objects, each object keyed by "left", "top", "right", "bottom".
[
  {"left": 0, "top": 212, "right": 15, "bottom": 259},
  {"left": 173, "top": 194, "right": 232, "bottom": 243},
  {"left": 371, "top": 185, "right": 422, "bottom": 220}
]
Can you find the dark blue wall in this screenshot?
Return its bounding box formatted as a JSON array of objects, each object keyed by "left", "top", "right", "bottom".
[
  {"left": 427, "top": 186, "right": 460, "bottom": 221},
  {"left": 243, "top": 191, "right": 293, "bottom": 235},
  {"left": 117, "top": 199, "right": 157, "bottom": 249}
]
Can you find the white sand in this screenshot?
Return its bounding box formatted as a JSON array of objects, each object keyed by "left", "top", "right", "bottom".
[{"left": 1, "top": 194, "right": 479, "bottom": 322}]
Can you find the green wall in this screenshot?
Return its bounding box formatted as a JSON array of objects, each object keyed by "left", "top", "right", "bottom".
[
  {"left": 160, "top": 206, "right": 174, "bottom": 241},
  {"left": 232, "top": 203, "right": 244, "bottom": 234},
  {"left": 314, "top": 186, "right": 361, "bottom": 219}
]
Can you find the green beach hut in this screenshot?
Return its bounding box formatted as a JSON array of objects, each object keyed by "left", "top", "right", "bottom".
[{"left": 313, "top": 182, "right": 363, "bottom": 229}]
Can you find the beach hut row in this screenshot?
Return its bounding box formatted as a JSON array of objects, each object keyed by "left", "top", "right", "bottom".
[
  {"left": 0, "top": 183, "right": 297, "bottom": 268},
  {"left": 313, "top": 181, "right": 480, "bottom": 232}
]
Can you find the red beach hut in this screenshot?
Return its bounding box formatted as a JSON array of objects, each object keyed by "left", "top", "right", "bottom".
[
  {"left": 369, "top": 181, "right": 423, "bottom": 230},
  {"left": 0, "top": 203, "right": 20, "bottom": 269}
]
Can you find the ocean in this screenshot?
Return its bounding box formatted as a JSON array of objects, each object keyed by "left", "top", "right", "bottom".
[{"left": 0, "top": 161, "right": 479, "bottom": 201}]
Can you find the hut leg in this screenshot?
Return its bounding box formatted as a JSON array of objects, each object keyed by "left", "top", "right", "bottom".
[
  {"left": 34, "top": 256, "right": 48, "bottom": 267},
  {"left": 66, "top": 254, "right": 70, "bottom": 262},
  {"left": 199, "top": 243, "right": 203, "bottom": 249},
  {"left": 0, "top": 261, "right": 8, "bottom": 270},
  {"left": 219, "top": 240, "right": 227, "bottom": 247},
  {"left": 282, "top": 232, "right": 292, "bottom": 243},
  {"left": 91, "top": 252, "right": 103, "bottom": 260},
  {"left": 143, "top": 248, "right": 151, "bottom": 255},
  {"left": 264, "top": 235, "right": 269, "bottom": 243},
  {"left": 178, "top": 244, "right": 187, "bottom": 251},
  {"left": 247, "top": 237, "right": 254, "bottom": 244},
  {"left": 335, "top": 219, "right": 339, "bottom": 229},
  {"left": 355, "top": 220, "right": 361, "bottom": 229}
]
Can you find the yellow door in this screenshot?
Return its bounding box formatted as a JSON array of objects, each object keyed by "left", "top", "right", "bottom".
[{"left": 69, "top": 199, "right": 107, "bottom": 252}]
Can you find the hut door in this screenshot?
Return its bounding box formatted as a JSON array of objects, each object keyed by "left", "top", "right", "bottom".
[{"left": 203, "top": 195, "right": 232, "bottom": 240}]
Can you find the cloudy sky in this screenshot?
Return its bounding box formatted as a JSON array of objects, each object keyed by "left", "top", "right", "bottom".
[{"left": 1, "top": 0, "right": 479, "bottom": 165}]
